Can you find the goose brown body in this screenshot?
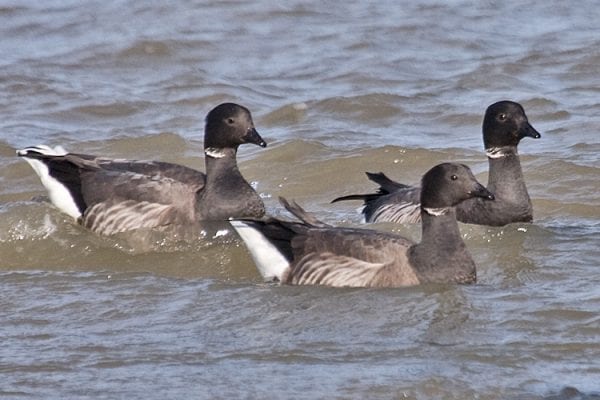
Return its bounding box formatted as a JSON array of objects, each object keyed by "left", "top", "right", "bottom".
[
  {"left": 332, "top": 101, "right": 541, "bottom": 226},
  {"left": 18, "top": 103, "right": 267, "bottom": 236},
  {"left": 233, "top": 163, "right": 495, "bottom": 288}
]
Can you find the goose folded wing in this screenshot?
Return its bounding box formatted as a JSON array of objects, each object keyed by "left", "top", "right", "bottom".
[
  {"left": 287, "top": 228, "right": 419, "bottom": 287},
  {"left": 76, "top": 169, "right": 201, "bottom": 235},
  {"left": 287, "top": 253, "right": 387, "bottom": 287},
  {"left": 79, "top": 168, "right": 199, "bottom": 213},
  {"left": 364, "top": 186, "right": 422, "bottom": 223},
  {"left": 365, "top": 172, "right": 412, "bottom": 193},
  {"left": 92, "top": 157, "right": 206, "bottom": 192},
  {"left": 39, "top": 154, "right": 206, "bottom": 206}
]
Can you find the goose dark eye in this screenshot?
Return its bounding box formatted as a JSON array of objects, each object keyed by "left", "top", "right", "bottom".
[
  {"left": 451, "top": 175, "right": 458, "bottom": 181},
  {"left": 498, "top": 113, "right": 507, "bottom": 121},
  {"left": 227, "top": 118, "right": 235, "bottom": 124}
]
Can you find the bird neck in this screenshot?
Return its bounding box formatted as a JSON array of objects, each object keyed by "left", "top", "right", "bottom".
[
  {"left": 408, "top": 208, "right": 476, "bottom": 284},
  {"left": 204, "top": 147, "right": 240, "bottom": 183},
  {"left": 419, "top": 208, "right": 463, "bottom": 248},
  {"left": 486, "top": 145, "right": 528, "bottom": 197}
]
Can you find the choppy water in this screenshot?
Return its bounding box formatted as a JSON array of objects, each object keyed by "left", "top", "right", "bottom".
[{"left": 1, "top": 1, "right": 599, "bottom": 399}]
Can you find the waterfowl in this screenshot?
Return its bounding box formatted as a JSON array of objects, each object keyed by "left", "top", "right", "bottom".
[
  {"left": 332, "top": 101, "right": 541, "bottom": 226},
  {"left": 17, "top": 103, "right": 267, "bottom": 236},
  {"left": 232, "top": 163, "right": 494, "bottom": 288}
]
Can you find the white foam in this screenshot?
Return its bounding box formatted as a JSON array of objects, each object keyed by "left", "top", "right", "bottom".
[{"left": 213, "top": 229, "right": 229, "bottom": 238}]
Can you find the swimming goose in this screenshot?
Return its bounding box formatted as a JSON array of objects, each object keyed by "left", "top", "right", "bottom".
[
  {"left": 232, "top": 163, "right": 494, "bottom": 288},
  {"left": 332, "top": 101, "right": 541, "bottom": 226},
  {"left": 17, "top": 103, "right": 267, "bottom": 236}
]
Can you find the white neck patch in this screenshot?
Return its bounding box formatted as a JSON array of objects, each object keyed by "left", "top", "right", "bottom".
[
  {"left": 204, "top": 147, "right": 227, "bottom": 158},
  {"left": 423, "top": 207, "right": 450, "bottom": 216},
  {"left": 485, "top": 146, "right": 515, "bottom": 159}
]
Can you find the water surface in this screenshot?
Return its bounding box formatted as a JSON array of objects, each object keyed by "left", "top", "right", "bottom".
[{"left": 1, "top": 1, "right": 599, "bottom": 398}]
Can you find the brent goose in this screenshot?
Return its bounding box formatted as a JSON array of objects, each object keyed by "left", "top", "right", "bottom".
[
  {"left": 232, "top": 163, "right": 494, "bottom": 288},
  {"left": 17, "top": 103, "right": 267, "bottom": 236},
  {"left": 332, "top": 101, "right": 541, "bottom": 226}
]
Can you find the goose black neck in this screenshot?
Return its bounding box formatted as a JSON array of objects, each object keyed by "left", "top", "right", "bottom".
[
  {"left": 486, "top": 146, "right": 526, "bottom": 193},
  {"left": 204, "top": 148, "right": 240, "bottom": 184}
]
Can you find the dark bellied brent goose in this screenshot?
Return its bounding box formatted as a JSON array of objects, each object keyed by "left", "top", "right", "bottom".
[
  {"left": 17, "top": 103, "right": 267, "bottom": 236},
  {"left": 232, "top": 163, "right": 494, "bottom": 288},
  {"left": 332, "top": 101, "right": 541, "bottom": 226}
]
